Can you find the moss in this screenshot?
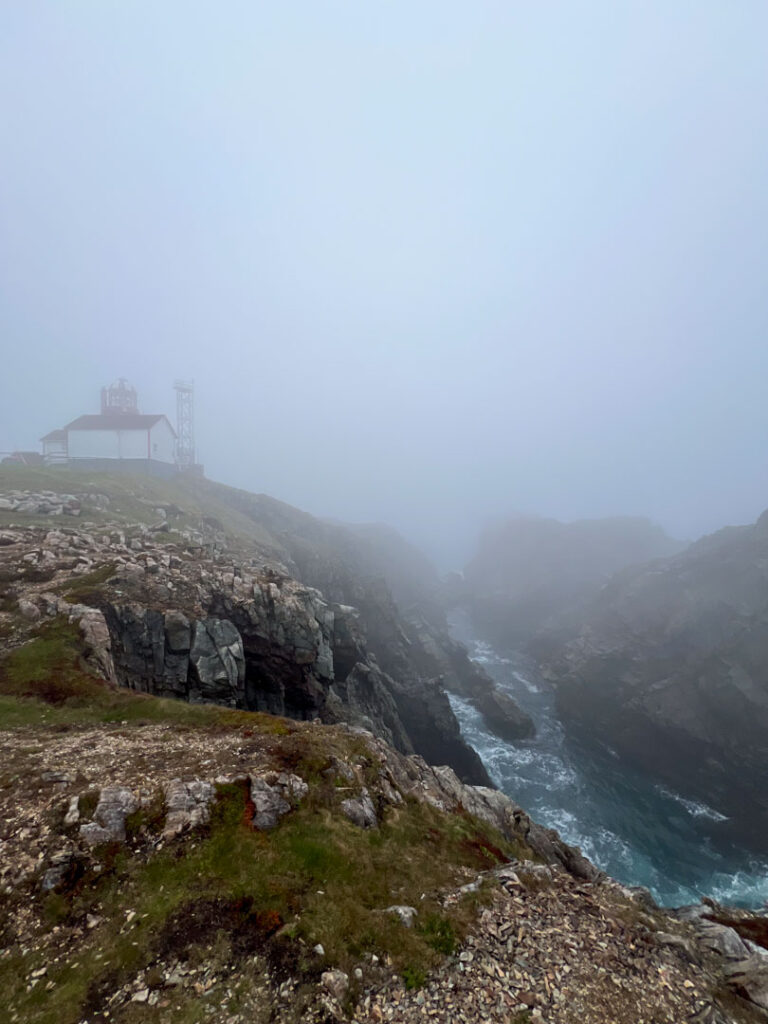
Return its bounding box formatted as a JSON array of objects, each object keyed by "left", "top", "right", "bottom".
[
  {"left": 78, "top": 789, "right": 100, "bottom": 819},
  {"left": 0, "top": 748, "right": 522, "bottom": 1024},
  {"left": 0, "top": 619, "right": 105, "bottom": 705},
  {"left": 41, "top": 892, "right": 70, "bottom": 926},
  {"left": 419, "top": 912, "right": 458, "bottom": 955},
  {"left": 124, "top": 792, "right": 166, "bottom": 841},
  {"left": 402, "top": 965, "right": 428, "bottom": 990},
  {"left": 57, "top": 563, "right": 117, "bottom": 605}
]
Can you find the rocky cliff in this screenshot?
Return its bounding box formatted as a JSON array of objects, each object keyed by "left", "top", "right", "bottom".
[
  {"left": 535, "top": 510, "right": 768, "bottom": 850},
  {"left": 2, "top": 471, "right": 768, "bottom": 1023},
  {"left": 462, "top": 514, "right": 682, "bottom": 649},
  {"left": 0, "top": 469, "right": 534, "bottom": 786},
  {"left": 2, "top": 680, "right": 767, "bottom": 1024}
]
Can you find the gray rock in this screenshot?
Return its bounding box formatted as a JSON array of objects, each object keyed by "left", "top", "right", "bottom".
[
  {"left": 341, "top": 787, "right": 377, "bottom": 829},
  {"left": 163, "top": 779, "right": 215, "bottom": 838},
  {"left": 384, "top": 905, "right": 418, "bottom": 928},
  {"left": 79, "top": 823, "right": 114, "bottom": 847},
  {"left": 655, "top": 932, "right": 700, "bottom": 962},
  {"left": 723, "top": 955, "right": 768, "bottom": 1010},
  {"left": 320, "top": 969, "right": 349, "bottom": 1002},
  {"left": 18, "top": 599, "right": 40, "bottom": 621},
  {"left": 189, "top": 618, "right": 245, "bottom": 704},
  {"left": 63, "top": 795, "right": 80, "bottom": 827},
  {"left": 41, "top": 851, "right": 76, "bottom": 891},
  {"left": 79, "top": 786, "right": 138, "bottom": 845},
  {"left": 695, "top": 919, "right": 752, "bottom": 960},
  {"left": 164, "top": 610, "right": 191, "bottom": 654},
  {"left": 250, "top": 776, "right": 291, "bottom": 831}
]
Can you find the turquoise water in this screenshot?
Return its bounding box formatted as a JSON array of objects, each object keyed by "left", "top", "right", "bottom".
[{"left": 448, "top": 628, "right": 768, "bottom": 909}]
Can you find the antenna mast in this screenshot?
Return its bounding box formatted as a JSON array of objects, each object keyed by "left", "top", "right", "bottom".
[{"left": 174, "top": 379, "right": 195, "bottom": 469}]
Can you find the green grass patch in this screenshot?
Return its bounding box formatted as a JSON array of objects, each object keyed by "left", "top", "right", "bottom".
[
  {"left": 0, "top": 690, "right": 296, "bottom": 733},
  {"left": 0, "top": 618, "right": 105, "bottom": 705},
  {"left": 57, "top": 563, "right": 117, "bottom": 605},
  {"left": 1, "top": 757, "right": 525, "bottom": 1023},
  {"left": 0, "top": 619, "right": 295, "bottom": 733}
]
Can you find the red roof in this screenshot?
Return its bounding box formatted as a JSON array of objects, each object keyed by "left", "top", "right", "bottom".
[{"left": 63, "top": 414, "right": 177, "bottom": 436}]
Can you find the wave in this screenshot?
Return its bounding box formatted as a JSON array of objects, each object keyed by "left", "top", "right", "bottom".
[
  {"left": 512, "top": 670, "right": 540, "bottom": 694},
  {"left": 446, "top": 633, "right": 768, "bottom": 909},
  {"left": 655, "top": 785, "right": 729, "bottom": 822}
]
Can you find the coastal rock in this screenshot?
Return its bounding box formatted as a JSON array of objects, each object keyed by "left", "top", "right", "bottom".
[
  {"left": 538, "top": 508, "right": 768, "bottom": 851},
  {"left": 189, "top": 618, "right": 245, "bottom": 704},
  {"left": 163, "top": 779, "right": 216, "bottom": 838},
  {"left": 79, "top": 786, "right": 138, "bottom": 845},
  {"left": 249, "top": 777, "right": 291, "bottom": 831},
  {"left": 341, "top": 787, "right": 378, "bottom": 829},
  {"left": 723, "top": 956, "right": 768, "bottom": 1010},
  {"left": 321, "top": 969, "right": 349, "bottom": 1002}
]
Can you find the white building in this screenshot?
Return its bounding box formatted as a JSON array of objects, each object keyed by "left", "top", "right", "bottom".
[{"left": 41, "top": 381, "right": 178, "bottom": 477}]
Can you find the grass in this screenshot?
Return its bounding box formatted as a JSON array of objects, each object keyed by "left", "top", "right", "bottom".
[
  {"left": 0, "top": 465, "right": 280, "bottom": 559},
  {"left": 0, "top": 690, "right": 295, "bottom": 732},
  {"left": 57, "top": 563, "right": 118, "bottom": 605},
  {"left": 0, "top": 616, "right": 294, "bottom": 733},
  {"left": 0, "top": 720, "right": 527, "bottom": 1024},
  {"left": 0, "top": 618, "right": 106, "bottom": 705}
]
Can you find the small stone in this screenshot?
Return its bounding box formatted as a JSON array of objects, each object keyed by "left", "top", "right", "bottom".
[
  {"left": 321, "top": 969, "right": 349, "bottom": 1002},
  {"left": 131, "top": 988, "right": 149, "bottom": 1003},
  {"left": 63, "top": 796, "right": 80, "bottom": 827},
  {"left": 384, "top": 905, "right": 418, "bottom": 928},
  {"left": 313, "top": 944, "right": 325, "bottom": 957}
]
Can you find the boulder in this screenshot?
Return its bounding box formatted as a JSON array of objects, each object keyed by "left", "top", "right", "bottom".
[
  {"left": 724, "top": 956, "right": 768, "bottom": 1011},
  {"left": 80, "top": 786, "right": 138, "bottom": 845},
  {"left": 250, "top": 777, "right": 291, "bottom": 831},
  {"left": 189, "top": 618, "right": 245, "bottom": 704},
  {"left": 163, "top": 779, "right": 216, "bottom": 838},
  {"left": 341, "top": 787, "right": 377, "bottom": 829},
  {"left": 320, "top": 970, "right": 349, "bottom": 1002}
]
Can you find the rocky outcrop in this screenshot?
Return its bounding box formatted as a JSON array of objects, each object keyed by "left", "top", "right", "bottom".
[
  {"left": 404, "top": 610, "right": 535, "bottom": 741},
  {"left": 537, "top": 510, "right": 768, "bottom": 850},
  {"left": 200, "top": 485, "right": 532, "bottom": 759},
  {"left": 4, "top": 706, "right": 768, "bottom": 1023},
  {"left": 0, "top": 491, "right": 493, "bottom": 786},
  {"left": 462, "top": 514, "right": 682, "bottom": 650},
  {"left": 79, "top": 787, "right": 140, "bottom": 846}
]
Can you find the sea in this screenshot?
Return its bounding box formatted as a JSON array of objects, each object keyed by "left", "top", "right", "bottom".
[{"left": 447, "top": 617, "right": 768, "bottom": 910}]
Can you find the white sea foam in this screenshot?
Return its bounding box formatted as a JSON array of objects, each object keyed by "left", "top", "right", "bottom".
[
  {"left": 448, "top": 635, "right": 764, "bottom": 909},
  {"left": 656, "top": 785, "right": 729, "bottom": 822},
  {"left": 512, "top": 670, "right": 540, "bottom": 694}
]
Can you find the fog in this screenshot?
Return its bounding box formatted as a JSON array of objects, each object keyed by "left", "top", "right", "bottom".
[{"left": 2, "top": 2, "right": 767, "bottom": 567}]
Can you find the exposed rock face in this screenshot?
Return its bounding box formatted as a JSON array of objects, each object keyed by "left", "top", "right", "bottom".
[
  {"left": 0, "top": 481, "right": 502, "bottom": 787},
  {"left": 163, "top": 780, "right": 216, "bottom": 838},
  {"left": 340, "top": 787, "right": 378, "bottom": 829},
  {"left": 205, "top": 486, "right": 531, "bottom": 762},
  {"left": 79, "top": 787, "right": 139, "bottom": 846},
  {"left": 537, "top": 510, "right": 768, "bottom": 849},
  {"left": 462, "top": 514, "right": 682, "bottom": 650},
  {"left": 404, "top": 611, "right": 535, "bottom": 741}
]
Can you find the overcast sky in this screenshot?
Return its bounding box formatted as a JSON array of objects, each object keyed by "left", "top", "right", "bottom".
[{"left": 1, "top": 2, "right": 767, "bottom": 565}]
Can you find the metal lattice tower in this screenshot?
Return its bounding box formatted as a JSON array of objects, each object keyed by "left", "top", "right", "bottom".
[{"left": 174, "top": 379, "right": 195, "bottom": 469}]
